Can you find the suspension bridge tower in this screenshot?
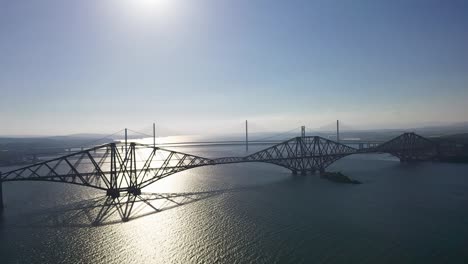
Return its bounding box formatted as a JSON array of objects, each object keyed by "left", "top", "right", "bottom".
[{"left": 336, "top": 120, "right": 340, "bottom": 143}]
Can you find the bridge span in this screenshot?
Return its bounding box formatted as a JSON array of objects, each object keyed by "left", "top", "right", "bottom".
[{"left": 0, "top": 132, "right": 439, "bottom": 218}]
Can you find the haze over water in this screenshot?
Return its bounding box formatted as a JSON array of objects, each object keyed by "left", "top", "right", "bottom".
[
  {"left": 2, "top": 144, "right": 468, "bottom": 263},
  {"left": 2, "top": 0, "right": 468, "bottom": 263}
]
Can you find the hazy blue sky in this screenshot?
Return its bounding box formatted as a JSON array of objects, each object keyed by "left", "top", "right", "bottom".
[{"left": 1, "top": 0, "right": 467, "bottom": 136}]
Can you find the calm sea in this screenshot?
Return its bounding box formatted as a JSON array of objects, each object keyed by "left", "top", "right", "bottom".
[{"left": 1, "top": 144, "right": 468, "bottom": 263}]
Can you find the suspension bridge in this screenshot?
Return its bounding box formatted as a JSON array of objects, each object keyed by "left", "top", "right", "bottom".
[{"left": 0, "top": 130, "right": 440, "bottom": 220}]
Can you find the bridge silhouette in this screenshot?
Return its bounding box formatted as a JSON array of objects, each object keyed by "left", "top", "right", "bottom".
[{"left": 0, "top": 132, "right": 439, "bottom": 221}]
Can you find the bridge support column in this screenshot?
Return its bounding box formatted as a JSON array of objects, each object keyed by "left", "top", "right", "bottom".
[
  {"left": 301, "top": 170, "right": 307, "bottom": 176},
  {"left": 318, "top": 168, "right": 325, "bottom": 175},
  {"left": 292, "top": 170, "right": 297, "bottom": 175}
]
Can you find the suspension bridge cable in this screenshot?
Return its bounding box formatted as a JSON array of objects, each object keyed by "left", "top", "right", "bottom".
[
  {"left": 131, "top": 124, "right": 156, "bottom": 137},
  {"left": 65, "top": 129, "right": 125, "bottom": 149},
  {"left": 250, "top": 126, "right": 302, "bottom": 142},
  {"left": 127, "top": 129, "right": 153, "bottom": 138}
]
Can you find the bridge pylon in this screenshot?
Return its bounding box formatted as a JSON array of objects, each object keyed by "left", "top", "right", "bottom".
[
  {"left": 106, "top": 143, "right": 120, "bottom": 198},
  {"left": 106, "top": 142, "right": 143, "bottom": 199}
]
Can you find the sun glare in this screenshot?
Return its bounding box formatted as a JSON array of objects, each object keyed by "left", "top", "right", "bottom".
[
  {"left": 125, "top": 0, "right": 176, "bottom": 18},
  {"left": 133, "top": 0, "right": 172, "bottom": 10}
]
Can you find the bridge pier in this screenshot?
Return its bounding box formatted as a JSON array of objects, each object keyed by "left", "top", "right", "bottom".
[{"left": 292, "top": 168, "right": 328, "bottom": 175}]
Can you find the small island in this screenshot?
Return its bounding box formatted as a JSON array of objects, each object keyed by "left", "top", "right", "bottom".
[{"left": 321, "top": 171, "right": 362, "bottom": 184}]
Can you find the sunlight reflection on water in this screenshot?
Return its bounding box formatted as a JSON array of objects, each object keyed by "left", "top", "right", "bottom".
[{"left": 2, "top": 145, "right": 468, "bottom": 263}]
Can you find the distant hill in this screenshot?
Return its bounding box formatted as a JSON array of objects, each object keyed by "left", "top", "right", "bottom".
[
  {"left": 437, "top": 133, "right": 468, "bottom": 144},
  {"left": 48, "top": 133, "right": 111, "bottom": 140},
  {"left": 0, "top": 134, "right": 116, "bottom": 151}
]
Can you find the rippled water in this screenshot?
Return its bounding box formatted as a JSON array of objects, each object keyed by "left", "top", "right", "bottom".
[{"left": 1, "top": 145, "right": 468, "bottom": 263}]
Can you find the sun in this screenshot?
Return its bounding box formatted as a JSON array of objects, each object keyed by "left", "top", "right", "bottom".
[
  {"left": 132, "top": 0, "right": 172, "bottom": 10},
  {"left": 126, "top": 0, "right": 176, "bottom": 17},
  {"left": 111, "top": 0, "right": 187, "bottom": 32}
]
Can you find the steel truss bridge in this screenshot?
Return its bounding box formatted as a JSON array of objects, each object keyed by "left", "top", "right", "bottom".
[{"left": 0, "top": 132, "right": 439, "bottom": 221}]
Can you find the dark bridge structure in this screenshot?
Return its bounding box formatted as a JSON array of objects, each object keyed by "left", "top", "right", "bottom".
[{"left": 0, "top": 132, "right": 440, "bottom": 220}]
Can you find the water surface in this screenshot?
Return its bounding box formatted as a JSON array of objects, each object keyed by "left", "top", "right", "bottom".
[{"left": 1, "top": 145, "right": 468, "bottom": 263}]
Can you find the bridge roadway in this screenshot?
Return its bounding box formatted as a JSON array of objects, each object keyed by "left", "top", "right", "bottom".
[
  {"left": 0, "top": 132, "right": 439, "bottom": 217},
  {"left": 1, "top": 139, "right": 382, "bottom": 164}
]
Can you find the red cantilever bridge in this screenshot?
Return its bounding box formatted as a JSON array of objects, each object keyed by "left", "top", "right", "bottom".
[{"left": 0, "top": 132, "right": 439, "bottom": 218}]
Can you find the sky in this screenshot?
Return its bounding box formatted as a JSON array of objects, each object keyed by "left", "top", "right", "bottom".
[{"left": 1, "top": 0, "right": 467, "bottom": 136}]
